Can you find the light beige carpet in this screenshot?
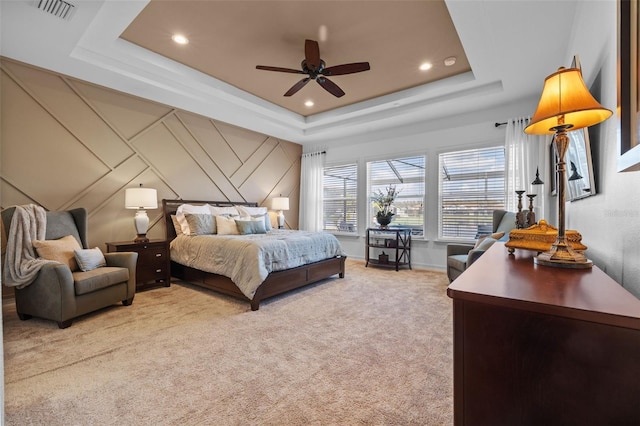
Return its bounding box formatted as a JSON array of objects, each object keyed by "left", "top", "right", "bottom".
[{"left": 3, "top": 259, "right": 453, "bottom": 425}]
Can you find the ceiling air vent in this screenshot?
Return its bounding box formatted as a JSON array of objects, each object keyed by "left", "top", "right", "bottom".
[{"left": 34, "top": 0, "right": 76, "bottom": 21}]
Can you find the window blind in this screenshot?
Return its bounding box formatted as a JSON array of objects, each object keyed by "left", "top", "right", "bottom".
[
  {"left": 439, "top": 147, "right": 505, "bottom": 239},
  {"left": 323, "top": 164, "right": 357, "bottom": 232},
  {"left": 367, "top": 155, "right": 425, "bottom": 235}
]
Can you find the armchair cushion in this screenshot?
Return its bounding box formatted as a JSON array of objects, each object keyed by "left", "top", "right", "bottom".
[
  {"left": 32, "top": 235, "right": 81, "bottom": 271},
  {"left": 72, "top": 267, "right": 129, "bottom": 296},
  {"left": 448, "top": 254, "right": 469, "bottom": 272}
]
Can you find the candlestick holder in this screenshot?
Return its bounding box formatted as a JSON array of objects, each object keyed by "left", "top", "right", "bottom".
[
  {"left": 526, "top": 194, "right": 537, "bottom": 227},
  {"left": 515, "top": 190, "right": 526, "bottom": 229}
]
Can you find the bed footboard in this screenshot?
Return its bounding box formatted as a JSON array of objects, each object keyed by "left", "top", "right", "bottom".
[{"left": 171, "top": 256, "right": 346, "bottom": 310}]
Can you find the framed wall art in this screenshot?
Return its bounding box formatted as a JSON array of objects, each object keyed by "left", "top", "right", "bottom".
[{"left": 618, "top": 0, "right": 640, "bottom": 172}]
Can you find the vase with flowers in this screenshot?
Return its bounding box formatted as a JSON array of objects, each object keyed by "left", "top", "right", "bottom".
[{"left": 372, "top": 185, "right": 399, "bottom": 228}]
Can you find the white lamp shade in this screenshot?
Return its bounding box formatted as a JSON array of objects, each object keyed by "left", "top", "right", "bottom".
[
  {"left": 125, "top": 188, "right": 158, "bottom": 209},
  {"left": 271, "top": 197, "right": 289, "bottom": 211}
]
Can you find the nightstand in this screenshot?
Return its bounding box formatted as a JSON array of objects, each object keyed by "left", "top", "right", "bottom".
[{"left": 106, "top": 239, "right": 170, "bottom": 291}]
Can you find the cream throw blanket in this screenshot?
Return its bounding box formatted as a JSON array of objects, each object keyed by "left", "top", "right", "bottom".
[{"left": 3, "top": 204, "right": 54, "bottom": 289}]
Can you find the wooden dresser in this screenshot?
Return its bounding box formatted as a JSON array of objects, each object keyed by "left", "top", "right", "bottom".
[{"left": 447, "top": 242, "right": 640, "bottom": 426}]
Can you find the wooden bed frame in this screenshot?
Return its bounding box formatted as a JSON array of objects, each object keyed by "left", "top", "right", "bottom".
[{"left": 162, "top": 199, "right": 346, "bottom": 310}]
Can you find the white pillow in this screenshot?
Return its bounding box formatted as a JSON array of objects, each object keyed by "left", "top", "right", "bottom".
[
  {"left": 176, "top": 204, "right": 211, "bottom": 235},
  {"left": 74, "top": 247, "right": 107, "bottom": 272},
  {"left": 235, "top": 205, "right": 268, "bottom": 217},
  {"left": 209, "top": 206, "right": 239, "bottom": 217},
  {"left": 216, "top": 215, "right": 240, "bottom": 235}
]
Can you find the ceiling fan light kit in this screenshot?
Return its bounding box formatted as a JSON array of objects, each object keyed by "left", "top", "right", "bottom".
[{"left": 256, "top": 39, "right": 370, "bottom": 98}]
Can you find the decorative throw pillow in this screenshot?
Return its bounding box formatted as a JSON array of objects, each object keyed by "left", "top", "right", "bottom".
[
  {"left": 184, "top": 213, "right": 216, "bottom": 235},
  {"left": 235, "top": 218, "right": 267, "bottom": 235},
  {"left": 171, "top": 215, "right": 183, "bottom": 236},
  {"left": 234, "top": 205, "right": 272, "bottom": 231},
  {"left": 175, "top": 204, "right": 211, "bottom": 235},
  {"left": 474, "top": 237, "right": 498, "bottom": 252},
  {"left": 215, "top": 215, "right": 240, "bottom": 235},
  {"left": 474, "top": 231, "right": 505, "bottom": 249},
  {"left": 74, "top": 247, "right": 107, "bottom": 272},
  {"left": 33, "top": 235, "right": 82, "bottom": 271}
]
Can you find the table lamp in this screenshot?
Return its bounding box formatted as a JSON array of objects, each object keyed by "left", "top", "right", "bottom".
[
  {"left": 524, "top": 66, "right": 611, "bottom": 268},
  {"left": 271, "top": 197, "right": 289, "bottom": 229},
  {"left": 125, "top": 184, "right": 158, "bottom": 243}
]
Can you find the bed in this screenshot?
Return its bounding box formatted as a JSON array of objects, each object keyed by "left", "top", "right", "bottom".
[{"left": 162, "top": 199, "right": 346, "bottom": 310}]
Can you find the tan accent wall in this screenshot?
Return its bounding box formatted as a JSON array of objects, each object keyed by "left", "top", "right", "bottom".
[{"left": 0, "top": 58, "right": 301, "bottom": 248}]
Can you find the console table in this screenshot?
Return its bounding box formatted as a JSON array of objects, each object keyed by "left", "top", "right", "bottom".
[
  {"left": 447, "top": 242, "right": 640, "bottom": 425},
  {"left": 365, "top": 227, "right": 411, "bottom": 271}
]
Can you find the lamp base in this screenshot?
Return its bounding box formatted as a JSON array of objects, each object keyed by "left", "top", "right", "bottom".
[
  {"left": 134, "top": 234, "right": 149, "bottom": 244},
  {"left": 534, "top": 238, "right": 593, "bottom": 269}
]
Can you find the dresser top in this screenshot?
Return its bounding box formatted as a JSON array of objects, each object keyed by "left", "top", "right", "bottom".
[{"left": 447, "top": 242, "right": 640, "bottom": 330}]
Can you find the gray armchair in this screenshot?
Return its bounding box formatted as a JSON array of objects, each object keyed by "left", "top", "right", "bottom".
[
  {"left": 1, "top": 207, "right": 137, "bottom": 328},
  {"left": 446, "top": 210, "right": 516, "bottom": 282}
]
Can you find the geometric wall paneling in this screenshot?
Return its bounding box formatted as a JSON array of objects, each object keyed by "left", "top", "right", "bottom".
[
  {"left": 131, "top": 123, "right": 227, "bottom": 201},
  {"left": 1, "top": 60, "right": 133, "bottom": 168},
  {"left": 215, "top": 120, "right": 271, "bottom": 164},
  {"left": 0, "top": 181, "right": 36, "bottom": 211},
  {"left": 1, "top": 69, "right": 111, "bottom": 211},
  {"left": 162, "top": 113, "right": 243, "bottom": 201},
  {"left": 62, "top": 156, "right": 151, "bottom": 214},
  {"left": 230, "top": 136, "right": 279, "bottom": 190},
  {"left": 238, "top": 141, "right": 296, "bottom": 204},
  {"left": 69, "top": 77, "right": 175, "bottom": 141},
  {"left": 176, "top": 111, "right": 244, "bottom": 177},
  {"left": 1, "top": 58, "right": 302, "bottom": 250}
]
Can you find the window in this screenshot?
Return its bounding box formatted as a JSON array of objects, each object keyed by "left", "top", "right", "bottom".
[
  {"left": 367, "top": 155, "right": 425, "bottom": 236},
  {"left": 323, "top": 164, "right": 357, "bottom": 232},
  {"left": 439, "top": 147, "right": 505, "bottom": 240}
]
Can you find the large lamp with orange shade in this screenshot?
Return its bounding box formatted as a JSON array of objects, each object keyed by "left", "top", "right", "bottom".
[{"left": 524, "top": 66, "right": 612, "bottom": 268}]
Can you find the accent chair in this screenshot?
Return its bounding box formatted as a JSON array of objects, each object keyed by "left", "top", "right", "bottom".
[
  {"left": 446, "top": 210, "right": 517, "bottom": 282},
  {"left": 1, "top": 207, "right": 137, "bottom": 328}
]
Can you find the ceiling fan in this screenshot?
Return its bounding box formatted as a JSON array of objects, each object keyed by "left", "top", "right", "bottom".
[{"left": 256, "top": 39, "right": 370, "bottom": 98}]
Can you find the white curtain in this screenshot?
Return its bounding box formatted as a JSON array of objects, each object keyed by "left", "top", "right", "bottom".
[
  {"left": 299, "top": 151, "right": 325, "bottom": 231},
  {"left": 504, "top": 118, "right": 550, "bottom": 222}
]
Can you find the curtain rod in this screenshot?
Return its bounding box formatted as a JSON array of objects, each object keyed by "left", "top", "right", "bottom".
[
  {"left": 302, "top": 150, "right": 326, "bottom": 156},
  {"left": 495, "top": 117, "right": 530, "bottom": 128}
]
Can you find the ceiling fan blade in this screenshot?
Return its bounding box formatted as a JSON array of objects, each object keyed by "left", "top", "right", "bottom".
[
  {"left": 305, "top": 39, "right": 321, "bottom": 71},
  {"left": 256, "top": 65, "right": 305, "bottom": 74},
  {"left": 284, "top": 78, "right": 311, "bottom": 97},
  {"left": 317, "top": 77, "right": 345, "bottom": 98},
  {"left": 322, "top": 62, "right": 371, "bottom": 76}
]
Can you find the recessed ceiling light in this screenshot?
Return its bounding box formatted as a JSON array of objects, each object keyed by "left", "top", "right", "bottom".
[
  {"left": 318, "top": 25, "right": 328, "bottom": 42},
  {"left": 444, "top": 56, "right": 457, "bottom": 67},
  {"left": 305, "top": 100, "right": 314, "bottom": 107},
  {"left": 171, "top": 34, "right": 189, "bottom": 45},
  {"left": 419, "top": 62, "right": 433, "bottom": 71}
]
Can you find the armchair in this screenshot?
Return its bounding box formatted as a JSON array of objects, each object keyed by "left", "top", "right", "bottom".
[
  {"left": 1, "top": 207, "right": 137, "bottom": 328},
  {"left": 446, "top": 210, "right": 516, "bottom": 282}
]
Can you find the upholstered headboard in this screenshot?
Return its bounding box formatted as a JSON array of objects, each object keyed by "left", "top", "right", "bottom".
[{"left": 162, "top": 199, "right": 258, "bottom": 242}]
